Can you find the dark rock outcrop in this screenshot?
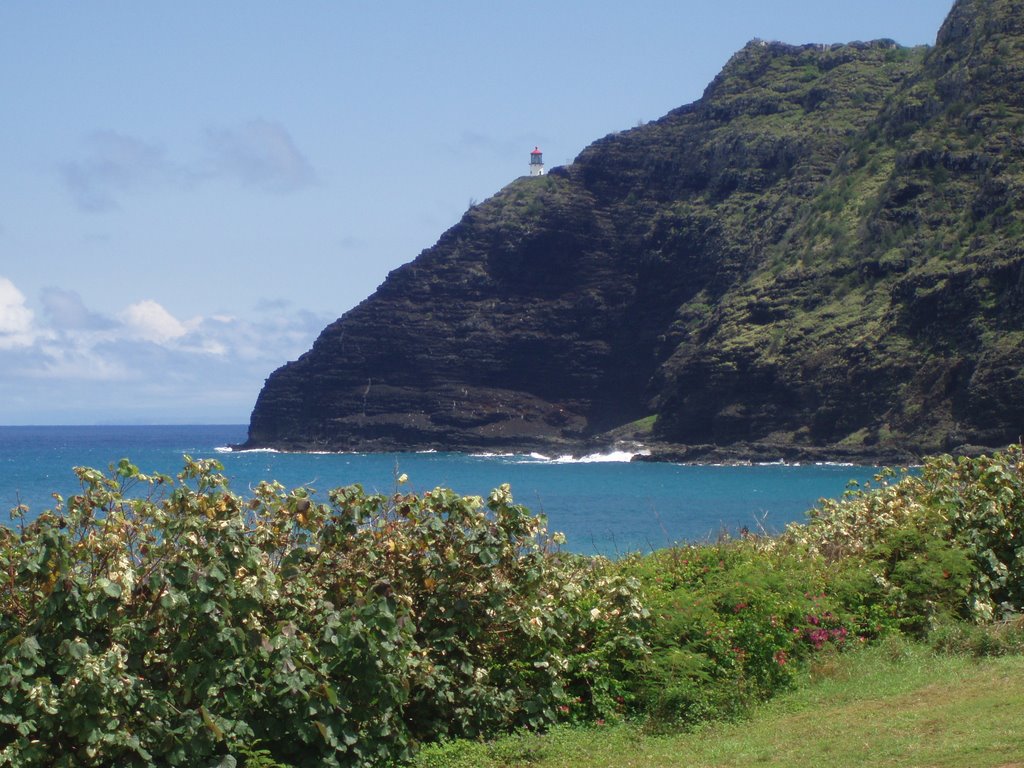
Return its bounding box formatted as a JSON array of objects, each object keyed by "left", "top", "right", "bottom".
[{"left": 243, "top": 0, "right": 1024, "bottom": 460}]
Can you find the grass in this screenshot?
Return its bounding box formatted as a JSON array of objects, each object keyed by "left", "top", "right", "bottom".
[{"left": 412, "top": 639, "right": 1024, "bottom": 768}]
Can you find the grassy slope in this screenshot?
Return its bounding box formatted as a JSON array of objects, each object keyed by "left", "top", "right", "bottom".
[{"left": 414, "top": 641, "right": 1024, "bottom": 768}]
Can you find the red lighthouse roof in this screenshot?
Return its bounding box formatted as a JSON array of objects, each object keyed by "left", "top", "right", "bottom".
[{"left": 530, "top": 146, "right": 542, "bottom": 155}]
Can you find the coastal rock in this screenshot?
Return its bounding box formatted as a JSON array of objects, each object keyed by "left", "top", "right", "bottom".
[{"left": 243, "top": 0, "right": 1024, "bottom": 460}]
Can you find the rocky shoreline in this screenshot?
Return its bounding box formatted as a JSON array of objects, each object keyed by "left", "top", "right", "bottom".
[
  {"left": 233, "top": 432, "right": 1006, "bottom": 468},
  {"left": 634, "top": 441, "right": 922, "bottom": 467}
]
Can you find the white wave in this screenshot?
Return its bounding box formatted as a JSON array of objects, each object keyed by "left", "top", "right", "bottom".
[
  {"left": 489, "top": 451, "right": 562, "bottom": 464},
  {"left": 496, "top": 452, "right": 552, "bottom": 464},
  {"left": 550, "top": 449, "right": 649, "bottom": 464},
  {"left": 214, "top": 445, "right": 234, "bottom": 453},
  {"left": 228, "top": 447, "right": 280, "bottom": 454}
]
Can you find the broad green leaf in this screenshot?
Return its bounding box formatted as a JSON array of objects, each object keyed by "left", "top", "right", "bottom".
[
  {"left": 97, "top": 577, "right": 122, "bottom": 599},
  {"left": 67, "top": 639, "right": 89, "bottom": 661}
]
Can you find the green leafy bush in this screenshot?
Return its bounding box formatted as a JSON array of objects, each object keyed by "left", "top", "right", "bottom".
[
  {"left": 603, "top": 445, "right": 1024, "bottom": 728},
  {"left": 916, "top": 447, "right": 1024, "bottom": 621},
  {"left": 3, "top": 445, "right": 1022, "bottom": 761},
  {"left": 785, "top": 445, "right": 1024, "bottom": 625},
  {"left": 616, "top": 541, "right": 857, "bottom": 726},
  {"left": 0, "top": 459, "right": 646, "bottom": 767}
]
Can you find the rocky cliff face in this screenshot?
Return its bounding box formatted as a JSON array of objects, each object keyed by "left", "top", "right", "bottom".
[{"left": 244, "top": 0, "right": 1024, "bottom": 460}]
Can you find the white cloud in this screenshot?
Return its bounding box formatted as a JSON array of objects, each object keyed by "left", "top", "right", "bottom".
[
  {"left": 0, "top": 287, "right": 332, "bottom": 422},
  {"left": 59, "top": 131, "right": 178, "bottom": 212},
  {"left": 118, "top": 300, "right": 188, "bottom": 344},
  {"left": 41, "top": 287, "right": 115, "bottom": 331},
  {"left": 205, "top": 119, "right": 316, "bottom": 193},
  {"left": 30, "top": 341, "right": 133, "bottom": 381},
  {"left": 60, "top": 120, "right": 316, "bottom": 213},
  {"left": 0, "top": 276, "right": 36, "bottom": 348}
]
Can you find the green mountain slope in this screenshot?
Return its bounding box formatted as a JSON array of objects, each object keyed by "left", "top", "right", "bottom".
[
  {"left": 653, "top": 0, "right": 1024, "bottom": 456},
  {"left": 243, "top": 0, "right": 1023, "bottom": 460}
]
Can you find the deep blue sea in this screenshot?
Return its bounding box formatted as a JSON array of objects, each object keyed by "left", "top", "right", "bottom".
[{"left": 0, "top": 425, "right": 880, "bottom": 556}]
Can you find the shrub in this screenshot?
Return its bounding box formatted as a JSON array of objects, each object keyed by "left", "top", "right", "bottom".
[
  {"left": 1, "top": 459, "right": 414, "bottom": 767},
  {"left": 915, "top": 446, "right": 1024, "bottom": 620},
  {"left": 617, "top": 541, "right": 856, "bottom": 726},
  {"left": 0, "top": 459, "right": 646, "bottom": 767},
  {"left": 783, "top": 467, "right": 931, "bottom": 561},
  {"left": 615, "top": 443, "right": 1024, "bottom": 727},
  {"left": 786, "top": 445, "right": 1024, "bottom": 625},
  {"left": 3, "top": 444, "right": 1021, "bottom": 760},
  {"left": 928, "top": 616, "right": 1024, "bottom": 657}
]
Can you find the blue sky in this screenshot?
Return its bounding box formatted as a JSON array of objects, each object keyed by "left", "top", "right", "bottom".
[{"left": 0, "top": 1, "right": 955, "bottom": 424}]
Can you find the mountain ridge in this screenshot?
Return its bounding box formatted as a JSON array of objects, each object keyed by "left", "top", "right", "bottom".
[{"left": 242, "top": 0, "right": 1023, "bottom": 462}]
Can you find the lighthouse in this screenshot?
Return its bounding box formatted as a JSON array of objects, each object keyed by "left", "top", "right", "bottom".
[{"left": 529, "top": 146, "right": 545, "bottom": 177}]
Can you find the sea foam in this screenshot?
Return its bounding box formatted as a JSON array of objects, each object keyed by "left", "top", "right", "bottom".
[{"left": 550, "top": 449, "right": 649, "bottom": 464}]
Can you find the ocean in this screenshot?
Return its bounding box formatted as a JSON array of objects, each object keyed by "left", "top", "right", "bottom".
[{"left": 0, "top": 424, "right": 881, "bottom": 556}]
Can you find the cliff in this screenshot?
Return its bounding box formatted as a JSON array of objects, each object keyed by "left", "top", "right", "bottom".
[{"left": 243, "top": 0, "right": 1024, "bottom": 461}]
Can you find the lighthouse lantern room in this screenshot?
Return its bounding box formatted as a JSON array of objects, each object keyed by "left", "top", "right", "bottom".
[{"left": 529, "top": 146, "right": 545, "bottom": 176}]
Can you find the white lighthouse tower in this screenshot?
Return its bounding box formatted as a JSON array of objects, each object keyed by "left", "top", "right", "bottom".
[{"left": 529, "top": 146, "right": 545, "bottom": 176}]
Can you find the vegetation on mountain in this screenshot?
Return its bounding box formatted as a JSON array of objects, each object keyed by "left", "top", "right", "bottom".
[
  {"left": 654, "top": 0, "right": 1024, "bottom": 458},
  {"left": 2, "top": 444, "right": 1023, "bottom": 766},
  {"left": 243, "top": 0, "right": 1024, "bottom": 460}
]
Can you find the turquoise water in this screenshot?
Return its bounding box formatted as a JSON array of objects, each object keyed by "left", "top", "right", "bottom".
[{"left": 0, "top": 425, "right": 880, "bottom": 556}]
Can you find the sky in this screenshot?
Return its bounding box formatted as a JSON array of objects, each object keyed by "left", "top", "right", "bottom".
[{"left": 0, "top": 1, "right": 956, "bottom": 425}]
